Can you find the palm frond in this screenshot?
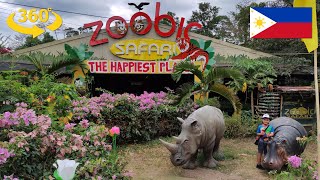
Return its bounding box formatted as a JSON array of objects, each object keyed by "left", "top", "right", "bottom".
[
  {"left": 23, "top": 52, "right": 48, "bottom": 74},
  {"left": 47, "top": 54, "right": 80, "bottom": 74},
  {"left": 209, "top": 83, "right": 242, "bottom": 115},
  {"left": 205, "top": 67, "right": 245, "bottom": 90},
  {"left": 212, "top": 67, "right": 244, "bottom": 82},
  {"left": 172, "top": 61, "right": 203, "bottom": 82},
  {"left": 173, "top": 82, "right": 200, "bottom": 105}
]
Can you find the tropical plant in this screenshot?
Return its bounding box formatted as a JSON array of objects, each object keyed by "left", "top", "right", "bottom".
[
  {"left": 22, "top": 52, "right": 74, "bottom": 76},
  {"left": 64, "top": 43, "right": 93, "bottom": 77},
  {"left": 171, "top": 60, "right": 244, "bottom": 116},
  {"left": 21, "top": 43, "right": 93, "bottom": 78},
  {"left": 231, "top": 55, "right": 277, "bottom": 117}
]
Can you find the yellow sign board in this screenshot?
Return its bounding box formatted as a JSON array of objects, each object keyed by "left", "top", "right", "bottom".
[{"left": 110, "top": 38, "right": 181, "bottom": 61}]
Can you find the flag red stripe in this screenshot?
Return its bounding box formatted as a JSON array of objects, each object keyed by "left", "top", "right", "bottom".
[{"left": 252, "top": 23, "right": 312, "bottom": 38}]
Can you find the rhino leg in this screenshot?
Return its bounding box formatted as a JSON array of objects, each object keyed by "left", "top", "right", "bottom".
[
  {"left": 212, "top": 138, "right": 225, "bottom": 161},
  {"left": 182, "top": 151, "right": 198, "bottom": 169},
  {"left": 203, "top": 141, "right": 218, "bottom": 168}
]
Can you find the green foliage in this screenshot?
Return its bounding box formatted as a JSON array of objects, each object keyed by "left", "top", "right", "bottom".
[
  {"left": 188, "top": 2, "right": 227, "bottom": 38},
  {"left": 224, "top": 111, "right": 259, "bottom": 138},
  {"left": 101, "top": 100, "right": 196, "bottom": 144},
  {"left": 22, "top": 51, "right": 76, "bottom": 76},
  {"left": 172, "top": 60, "right": 244, "bottom": 116},
  {"left": 16, "top": 33, "right": 55, "bottom": 50},
  {"left": 196, "top": 97, "right": 220, "bottom": 108},
  {"left": 64, "top": 43, "right": 94, "bottom": 76},
  {"left": 0, "top": 107, "right": 129, "bottom": 179},
  {"left": 160, "top": 11, "right": 180, "bottom": 26},
  {"left": 271, "top": 158, "right": 318, "bottom": 180},
  {"left": 231, "top": 55, "right": 277, "bottom": 91},
  {"left": 224, "top": 116, "right": 247, "bottom": 138},
  {"left": 0, "top": 79, "right": 29, "bottom": 113},
  {"left": 41, "top": 32, "right": 55, "bottom": 44}
]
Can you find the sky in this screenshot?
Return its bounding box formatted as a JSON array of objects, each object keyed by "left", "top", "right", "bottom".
[{"left": 0, "top": 0, "right": 271, "bottom": 45}]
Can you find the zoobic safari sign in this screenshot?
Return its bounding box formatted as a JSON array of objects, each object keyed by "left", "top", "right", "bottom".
[{"left": 84, "top": 2, "right": 215, "bottom": 74}]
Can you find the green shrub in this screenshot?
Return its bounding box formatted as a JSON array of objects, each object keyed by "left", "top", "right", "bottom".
[
  {"left": 224, "top": 112, "right": 259, "bottom": 138},
  {"left": 71, "top": 92, "right": 198, "bottom": 144},
  {"left": 0, "top": 80, "right": 29, "bottom": 113}
]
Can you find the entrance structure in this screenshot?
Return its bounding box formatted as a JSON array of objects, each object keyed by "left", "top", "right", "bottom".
[{"left": 12, "top": 2, "right": 273, "bottom": 94}]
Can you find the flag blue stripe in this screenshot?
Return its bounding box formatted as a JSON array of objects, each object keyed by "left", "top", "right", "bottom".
[{"left": 252, "top": 7, "right": 312, "bottom": 22}]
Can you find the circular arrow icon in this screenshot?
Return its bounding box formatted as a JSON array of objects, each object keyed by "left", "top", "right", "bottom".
[{"left": 6, "top": 8, "right": 63, "bottom": 38}]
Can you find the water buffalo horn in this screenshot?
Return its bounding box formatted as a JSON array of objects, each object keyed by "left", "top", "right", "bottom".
[
  {"left": 177, "top": 117, "right": 184, "bottom": 123},
  {"left": 159, "top": 139, "right": 178, "bottom": 154}
]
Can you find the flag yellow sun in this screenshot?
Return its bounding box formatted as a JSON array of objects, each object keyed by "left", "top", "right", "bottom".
[{"left": 254, "top": 17, "right": 265, "bottom": 28}]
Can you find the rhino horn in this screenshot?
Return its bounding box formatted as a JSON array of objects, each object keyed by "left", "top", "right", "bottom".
[
  {"left": 159, "top": 139, "right": 178, "bottom": 154},
  {"left": 177, "top": 117, "right": 184, "bottom": 123},
  {"left": 172, "top": 136, "right": 179, "bottom": 141}
]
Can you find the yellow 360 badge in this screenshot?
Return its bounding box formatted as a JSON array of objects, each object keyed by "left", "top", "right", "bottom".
[{"left": 6, "top": 8, "right": 63, "bottom": 38}]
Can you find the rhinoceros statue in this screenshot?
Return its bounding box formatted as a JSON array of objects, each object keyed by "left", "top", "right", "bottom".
[
  {"left": 160, "top": 105, "right": 225, "bottom": 169},
  {"left": 262, "top": 117, "right": 308, "bottom": 170}
]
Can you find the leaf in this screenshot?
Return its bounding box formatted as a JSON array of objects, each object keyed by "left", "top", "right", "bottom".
[
  {"left": 190, "top": 39, "right": 200, "bottom": 48},
  {"left": 54, "top": 170, "right": 63, "bottom": 180},
  {"left": 209, "top": 52, "right": 214, "bottom": 60},
  {"left": 204, "top": 40, "right": 212, "bottom": 50},
  {"left": 210, "top": 83, "right": 242, "bottom": 116},
  {"left": 64, "top": 44, "right": 78, "bottom": 59}
]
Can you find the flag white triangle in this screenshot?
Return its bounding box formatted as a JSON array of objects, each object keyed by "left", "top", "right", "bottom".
[{"left": 250, "top": 8, "right": 277, "bottom": 38}]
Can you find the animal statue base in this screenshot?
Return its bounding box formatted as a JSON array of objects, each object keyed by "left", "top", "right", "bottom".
[{"left": 160, "top": 106, "right": 225, "bottom": 169}]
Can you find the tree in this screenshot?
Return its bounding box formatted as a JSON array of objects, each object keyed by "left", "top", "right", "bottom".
[
  {"left": 231, "top": 55, "right": 277, "bottom": 118},
  {"left": 188, "top": 2, "right": 226, "bottom": 38},
  {"left": 172, "top": 60, "right": 244, "bottom": 116},
  {"left": 41, "top": 32, "right": 55, "bottom": 44},
  {"left": 22, "top": 36, "right": 42, "bottom": 48},
  {"left": 214, "top": 16, "right": 238, "bottom": 42},
  {"left": 160, "top": 11, "right": 180, "bottom": 27},
  {"left": 64, "top": 27, "right": 79, "bottom": 38}
]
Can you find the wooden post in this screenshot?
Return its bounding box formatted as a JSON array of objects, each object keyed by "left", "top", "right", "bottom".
[
  {"left": 280, "top": 95, "right": 283, "bottom": 117},
  {"left": 313, "top": 49, "right": 320, "bottom": 176},
  {"left": 251, "top": 91, "right": 254, "bottom": 120}
]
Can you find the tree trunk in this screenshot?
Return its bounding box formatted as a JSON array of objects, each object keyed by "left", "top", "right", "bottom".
[{"left": 251, "top": 91, "right": 254, "bottom": 120}]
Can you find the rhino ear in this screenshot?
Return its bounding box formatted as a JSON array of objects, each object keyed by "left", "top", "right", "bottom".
[
  {"left": 191, "top": 120, "right": 199, "bottom": 128},
  {"left": 177, "top": 117, "right": 184, "bottom": 123}
]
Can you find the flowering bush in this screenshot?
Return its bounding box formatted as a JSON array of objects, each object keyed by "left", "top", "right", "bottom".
[
  {"left": 71, "top": 91, "right": 198, "bottom": 143},
  {"left": 0, "top": 104, "right": 131, "bottom": 179},
  {"left": 288, "top": 155, "right": 302, "bottom": 168},
  {"left": 272, "top": 155, "right": 318, "bottom": 180}
]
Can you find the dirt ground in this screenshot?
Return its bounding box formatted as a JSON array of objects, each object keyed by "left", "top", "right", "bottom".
[{"left": 120, "top": 137, "right": 317, "bottom": 180}]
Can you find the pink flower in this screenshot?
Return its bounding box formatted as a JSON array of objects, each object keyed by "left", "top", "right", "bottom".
[
  {"left": 3, "top": 174, "right": 19, "bottom": 180},
  {"left": 80, "top": 119, "right": 89, "bottom": 128},
  {"left": 313, "top": 170, "right": 319, "bottom": 180},
  {"left": 109, "top": 126, "right": 120, "bottom": 136},
  {"left": 0, "top": 148, "right": 14, "bottom": 165},
  {"left": 123, "top": 171, "right": 134, "bottom": 177},
  {"left": 64, "top": 123, "right": 76, "bottom": 130},
  {"left": 288, "top": 155, "right": 302, "bottom": 168},
  {"left": 112, "top": 175, "right": 117, "bottom": 180}
]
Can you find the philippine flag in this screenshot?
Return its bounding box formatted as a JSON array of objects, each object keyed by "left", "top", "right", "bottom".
[{"left": 250, "top": 7, "right": 312, "bottom": 38}]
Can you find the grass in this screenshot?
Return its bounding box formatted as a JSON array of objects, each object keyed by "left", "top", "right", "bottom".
[{"left": 120, "top": 137, "right": 317, "bottom": 180}]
